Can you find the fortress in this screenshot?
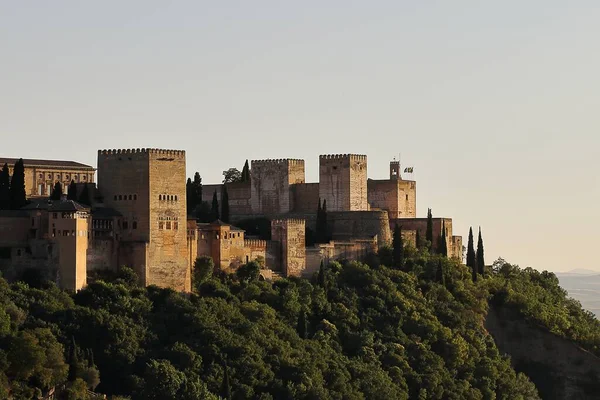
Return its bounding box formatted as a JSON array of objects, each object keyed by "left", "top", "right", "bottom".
[{"left": 0, "top": 149, "right": 462, "bottom": 292}]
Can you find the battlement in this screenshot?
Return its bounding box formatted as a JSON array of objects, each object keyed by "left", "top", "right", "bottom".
[
  {"left": 251, "top": 159, "right": 305, "bottom": 167},
  {"left": 98, "top": 148, "right": 186, "bottom": 157},
  {"left": 272, "top": 218, "right": 306, "bottom": 225},
  {"left": 244, "top": 239, "right": 267, "bottom": 249},
  {"left": 320, "top": 154, "right": 367, "bottom": 162}
]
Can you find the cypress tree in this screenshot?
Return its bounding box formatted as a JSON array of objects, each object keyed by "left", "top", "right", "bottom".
[
  {"left": 67, "top": 180, "right": 77, "bottom": 201},
  {"left": 476, "top": 227, "right": 485, "bottom": 277},
  {"left": 392, "top": 224, "right": 404, "bottom": 269},
  {"left": 466, "top": 227, "right": 476, "bottom": 269},
  {"left": 211, "top": 191, "right": 220, "bottom": 222},
  {"left": 221, "top": 362, "right": 232, "bottom": 400},
  {"left": 78, "top": 184, "right": 91, "bottom": 206},
  {"left": 415, "top": 230, "right": 421, "bottom": 250},
  {"left": 439, "top": 221, "right": 448, "bottom": 257},
  {"left": 426, "top": 208, "right": 433, "bottom": 249},
  {"left": 241, "top": 160, "right": 251, "bottom": 182},
  {"left": 0, "top": 163, "right": 9, "bottom": 210},
  {"left": 193, "top": 172, "right": 202, "bottom": 204},
  {"left": 317, "top": 261, "right": 326, "bottom": 288},
  {"left": 221, "top": 185, "right": 230, "bottom": 223},
  {"left": 297, "top": 311, "right": 308, "bottom": 339},
  {"left": 50, "top": 181, "right": 63, "bottom": 200},
  {"left": 68, "top": 337, "right": 79, "bottom": 381},
  {"left": 435, "top": 260, "right": 445, "bottom": 285},
  {"left": 9, "top": 159, "right": 26, "bottom": 209}
]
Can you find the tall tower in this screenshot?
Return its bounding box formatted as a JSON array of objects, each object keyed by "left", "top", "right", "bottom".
[
  {"left": 319, "top": 154, "right": 368, "bottom": 212},
  {"left": 250, "top": 159, "right": 305, "bottom": 215},
  {"left": 97, "top": 149, "right": 189, "bottom": 291},
  {"left": 390, "top": 160, "right": 401, "bottom": 180},
  {"left": 48, "top": 201, "right": 90, "bottom": 292},
  {"left": 271, "top": 218, "right": 306, "bottom": 277}
]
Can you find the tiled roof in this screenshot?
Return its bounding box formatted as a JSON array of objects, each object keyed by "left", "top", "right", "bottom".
[
  {"left": 0, "top": 157, "right": 95, "bottom": 170},
  {"left": 48, "top": 200, "right": 90, "bottom": 212}
]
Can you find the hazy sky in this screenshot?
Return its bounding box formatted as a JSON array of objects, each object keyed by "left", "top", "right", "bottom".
[{"left": 1, "top": 1, "right": 598, "bottom": 272}]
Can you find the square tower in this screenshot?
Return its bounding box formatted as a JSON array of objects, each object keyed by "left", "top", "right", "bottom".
[
  {"left": 271, "top": 218, "right": 306, "bottom": 277},
  {"left": 97, "top": 149, "right": 189, "bottom": 291},
  {"left": 250, "top": 159, "right": 305, "bottom": 215},
  {"left": 319, "top": 154, "right": 368, "bottom": 212}
]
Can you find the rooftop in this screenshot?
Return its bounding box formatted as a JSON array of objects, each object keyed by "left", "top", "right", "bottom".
[
  {"left": 48, "top": 200, "right": 91, "bottom": 212},
  {"left": 0, "top": 157, "right": 95, "bottom": 170}
]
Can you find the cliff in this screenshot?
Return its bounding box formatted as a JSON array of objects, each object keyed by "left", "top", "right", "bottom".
[{"left": 485, "top": 305, "right": 600, "bottom": 400}]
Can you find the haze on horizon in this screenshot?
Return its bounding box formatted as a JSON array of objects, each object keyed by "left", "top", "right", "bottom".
[{"left": 1, "top": 1, "right": 598, "bottom": 273}]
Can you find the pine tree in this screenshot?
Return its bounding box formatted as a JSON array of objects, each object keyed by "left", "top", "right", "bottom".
[
  {"left": 439, "top": 221, "right": 448, "bottom": 257},
  {"left": 392, "top": 224, "right": 404, "bottom": 269},
  {"left": 9, "top": 159, "right": 26, "bottom": 209},
  {"left": 426, "top": 208, "right": 433, "bottom": 249},
  {"left": 435, "top": 260, "right": 445, "bottom": 285},
  {"left": 221, "top": 362, "right": 232, "bottom": 400},
  {"left": 0, "top": 163, "right": 10, "bottom": 210},
  {"left": 241, "top": 160, "right": 251, "bottom": 182},
  {"left": 50, "top": 181, "right": 63, "bottom": 200},
  {"left": 78, "top": 184, "right": 91, "bottom": 206},
  {"left": 211, "top": 191, "right": 220, "bottom": 222},
  {"left": 476, "top": 227, "right": 485, "bottom": 277},
  {"left": 221, "top": 185, "right": 230, "bottom": 223},
  {"left": 297, "top": 311, "right": 308, "bottom": 339},
  {"left": 67, "top": 180, "right": 77, "bottom": 201}
]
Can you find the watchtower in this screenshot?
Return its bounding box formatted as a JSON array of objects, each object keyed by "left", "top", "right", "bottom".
[
  {"left": 250, "top": 159, "right": 305, "bottom": 215},
  {"left": 319, "top": 154, "right": 368, "bottom": 212},
  {"left": 97, "top": 148, "right": 189, "bottom": 291},
  {"left": 271, "top": 218, "right": 306, "bottom": 277},
  {"left": 390, "top": 160, "right": 401, "bottom": 180}
]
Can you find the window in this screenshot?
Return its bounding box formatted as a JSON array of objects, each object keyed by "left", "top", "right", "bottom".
[
  {"left": 123, "top": 221, "right": 128, "bottom": 230},
  {"left": 118, "top": 195, "right": 122, "bottom": 200},
  {"left": 173, "top": 222, "right": 178, "bottom": 230},
  {"left": 406, "top": 194, "right": 409, "bottom": 201},
  {"left": 166, "top": 221, "right": 171, "bottom": 230},
  {"left": 53, "top": 213, "right": 57, "bottom": 219},
  {"left": 114, "top": 195, "right": 117, "bottom": 200},
  {"left": 16, "top": 249, "right": 21, "bottom": 257},
  {"left": 134, "top": 194, "right": 137, "bottom": 200},
  {"left": 129, "top": 195, "right": 132, "bottom": 200},
  {"left": 159, "top": 221, "right": 164, "bottom": 230},
  {"left": 31, "top": 218, "right": 35, "bottom": 227},
  {"left": 39, "top": 173, "right": 43, "bottom": 179},
  {"left": 175, "top": 195, "right": 178, "bottom": 201},
  {"left": 132, "top": 221, "right": 137, "bottom": 229},
  {"left": 159, "top": 195, "right": 162, "bottom": 200}
]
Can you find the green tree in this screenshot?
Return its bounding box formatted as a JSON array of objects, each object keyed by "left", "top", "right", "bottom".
[
  {"left": 192, "top": 256, "right": 214, "bottom": 292},
  {"left": 415, "top": 230, "right": 421, "bottom": 250},
  {"left": 141, "top": 359, "right": 186, "bottom": 400},
  {"left": 439, "top": 221, "right": 448, "bottom": 257},
  {"left": 236, "top": 261, "right": 260, "bottom": 282},
  {"left": 221, "top": 362, "right": 232, "bottom": 400},
  {"left": 221, "top": 185, "right": 230, "bottom": 223},
  {"left": 9, "top": 158, "right": 27, "bottom": 209},
  {"left": 0, "top": 163, "right": 10, "bottom": 210},
  {"left": 186, "top": 172, "right": 203, "bottom": 216},
  {"left": 317, "top": 260, "right": 327, "bottom": 289},
  {"left": 222, "top": 168, "right": 242, "bottom": 184},
  {"left": 67, "top": 180, "right": 77, "bottom": 201},
  {"left": 435, "top": 260, "right": 445, "bottom": 285},
  {"left": 392, "top": 224, "right": 404, "bottom": 269},
  {"left": 210, "top": 191, "right": 219, "bottom": 222},
  {"left": 426, "top": 208, "right": 433, "bottom": 249},
  {"left": 50, "top": 182, "right": 63, "bottom": 200},
  {"left": 476, "top": 227, "right": 485, "bottom": 277},
  {"left": 466, "top": 227, "right": 476, "bottom": 282},
  {"left": 78, "top": 184, "right": 91, "bottom": 206},
  {"left": 241, "top": 160, "right": 251, "bottom": 182},
  {"left": 297, "top": 311, "right": 308, "bottom": 339}
]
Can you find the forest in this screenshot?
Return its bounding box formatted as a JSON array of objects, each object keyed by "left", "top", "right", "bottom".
[{"left": 1, "top": 244, "right": 599, "bottom": 399}]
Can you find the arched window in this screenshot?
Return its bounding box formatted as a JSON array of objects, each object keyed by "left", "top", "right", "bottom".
[
  {"left": 118, "top": 195, "right": 122, "bottom": 200},
  {"left": 134, "top": 194, "right": 137, "bottom": 200},
  {"left": 129, "top": 195, "right": 132, "bottom": 200},
  {"left": 175, "top": 195, "right": 178, "bottom": 201}
]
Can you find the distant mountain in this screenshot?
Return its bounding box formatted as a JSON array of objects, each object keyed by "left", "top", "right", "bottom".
[
  {"left": 559, "top": 268, "right": 600, "bottom": 275},
  {"left": 557, "top": 272, "right": 600, "bottom": 317}
]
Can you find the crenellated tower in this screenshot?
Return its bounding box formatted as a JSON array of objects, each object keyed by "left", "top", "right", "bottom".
[
  {"left": 319, "top": 154, "right": 368, "bottom": 212},
  {"left": 250, "top": 159, "right": 305, "bottom": 215}
]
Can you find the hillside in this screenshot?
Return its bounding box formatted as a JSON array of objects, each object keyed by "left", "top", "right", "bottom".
[{"left": 1, "top": 251, "right": 599, "bottom": 399}]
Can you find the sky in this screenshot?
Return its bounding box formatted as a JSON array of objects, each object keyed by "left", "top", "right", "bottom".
[{"left": 1, "top": 1, "right": 599, "bottom": 272}]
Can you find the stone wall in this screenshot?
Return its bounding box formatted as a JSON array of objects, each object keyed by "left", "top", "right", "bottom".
[
  {"left": 327, "top": 210, "right": 391, "bottom": 247},
  {"left": 319, "top": 154, "right": 368, "bottom": 212},
  {"left": 306, "top": 238, "right": 378, "bottom": 277},
  {"left": 367, "top": 179, "right": 416, "bottom": 219},
  {"left": 392, "top": 217, "right": 462, "bottom": 259},
  {"left": 87, "top": 238, "right": 118, "bottom": 271},
  {"left": 0, "top": 212, "right": 30, "bottom": 246},
  {"left": 291, "top": 182, "right": 319, "bottom": 213},
  {"left": 202, "top": 182, "right": 252, "bottom": 217},
  {"left": 271, "top": 219, "right": 305, "bottom": 277},
  {"left": 251, "top": 159, "right": 305, "bottom": 215}
]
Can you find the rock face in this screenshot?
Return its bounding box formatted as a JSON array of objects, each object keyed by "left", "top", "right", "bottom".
[{"left": 485, "top": 306, "right": 600, "bottom": 400}]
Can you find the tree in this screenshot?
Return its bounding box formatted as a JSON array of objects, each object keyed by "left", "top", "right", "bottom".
[
  {"left": 220, "top": 362, "right": 232, "bottom": 400},
  {"left": 210, "top": 191, "right": 219, "bottom": 222},
  {"left": 192, "top": 256, "right": 214, "bottom": 292},
  {"left": 197, "top": 201, "right": 212, "bottom": 223},
  {"left": 426, "top": 208, "right": 433, "bottom": 249},
  {"left": 316, "top": 199, "right": 327, "bottom": 244},
  {"left": 0, "top": 163, "right": 10, "bottom": 210},
  {"left": 392, "top": 224, "right": 404, "bottom": 269},
  {"left": 466, "top": 227, "right": 476, "bottom": 272},
  {"left": 415, "top": 230, "right": 421, "bottom": 250},
  {"left": 297, "top": 311, "right": 308, "bottom": 339},
  {"left": 78, "top": 184, "right": 91, "bottom": 206},
  {"left": 222, "top": 168, "right": 242, "bottom": 184},
  {"left": 435, "top": 260, "right": 445, "bottom": 285},
  {"left": 317, "top": 261, "right": 327, "bottom": 288},
  {"left": 67, "top": 180, "right": 77, "bottom": 201},
  {"left": 221, "top": 186, "right": 230, "bottom": 223},
  {"left": 476, "top": 227, "right": 485, "bottom": 277},
  {"left": 9, "top": 158, "right": 27, "bottom": 209},
  {"left": 439, "top": 221, "right": 448, "bottom": 257},
  {"left": 241, "top": 160, "right": 251, "bottom": 182},
  {"left": 50, "top": 182, "right": 63, "bottom": 201},
  {"left": 236, "top": 261, "right": 260, "bottom": 282},
  {"left": 186, "top": 172, "right": 203, "bottom": 216}
]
